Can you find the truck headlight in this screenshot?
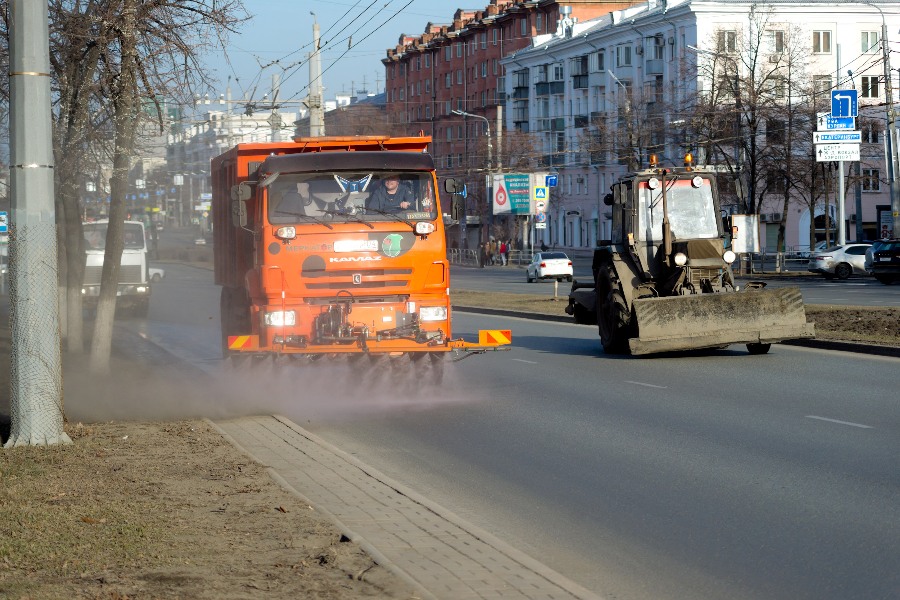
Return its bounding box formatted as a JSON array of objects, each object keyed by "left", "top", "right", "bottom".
[
  {"left": 674, "top": 252, "right": 687, "bottom": 266},
  {"left": 723, "top": 250, "right": 736, "bottom": 264},
  {"left": 275, "top": 226, "right": 296, "bottom": 240},
  {"left": 415, "top": 222, "right": 435, "bottom": 235},
  {"left": 264, "top": 310, "right": 296, "bottom": 326},
  {"left": 419, "top": 306, "right": 447, "bottom": 322}
]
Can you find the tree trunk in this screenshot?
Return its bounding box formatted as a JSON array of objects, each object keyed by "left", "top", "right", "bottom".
[{"left": 89, "top": 0, "right": 140, "bottom": 374}]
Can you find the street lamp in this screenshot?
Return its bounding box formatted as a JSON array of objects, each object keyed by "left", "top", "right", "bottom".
[{"left": 451, "top": 109, "right": 494, "bottom": 248}]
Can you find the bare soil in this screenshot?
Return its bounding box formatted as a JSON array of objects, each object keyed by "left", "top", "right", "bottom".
[{"left": 0, "top": 285, "right": 896, "bottom": 599}]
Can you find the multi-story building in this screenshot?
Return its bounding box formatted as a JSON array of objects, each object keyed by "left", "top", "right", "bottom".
[
  {"left": 383, "top": 0, "right": 642, "bottom": 243},
  {"left": 501, "top": 0, "right": 899, "bottom": 251}
]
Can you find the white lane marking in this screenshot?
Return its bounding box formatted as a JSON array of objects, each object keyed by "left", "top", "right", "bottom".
[
  {"left": 511, "top": 358, "right": 538, "bottom": 364},
  {"left": 805, "top": 415, "right": 873, "bottom": 429},
  {"left": 625, "top": 380, "right": 667, "bottom": 389}
]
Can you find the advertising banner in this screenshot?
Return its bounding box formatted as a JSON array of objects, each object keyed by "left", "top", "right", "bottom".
[{"left": 492, "top": 173, "right": 532, "bottom": 215}]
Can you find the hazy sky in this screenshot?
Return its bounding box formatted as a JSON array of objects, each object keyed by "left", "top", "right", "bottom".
[{"left": 201, "top": 0, "right": 465, "bottom": 106}]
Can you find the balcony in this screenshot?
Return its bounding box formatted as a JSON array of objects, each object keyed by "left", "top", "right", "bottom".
[
  {"left": 573, "top": 115, "right": 589, "bottom": 128},
  {"left": 645, "top": 59, "right": 663, "bottom": 75},
  {"left": 573, "top": 75, "right": 588, "bottom": 89}
]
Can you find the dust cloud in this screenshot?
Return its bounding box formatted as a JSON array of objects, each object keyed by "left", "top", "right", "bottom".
[{"left": 63, "top": 350, "right": 477, "bottom": 427}]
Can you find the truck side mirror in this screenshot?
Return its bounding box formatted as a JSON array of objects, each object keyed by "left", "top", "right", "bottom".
[
  {"left": 232, "top": 199, "right": 247, "bottom": 228},
  {"left": 231, "top": 183, "right": 251, "bottom": 201},
  {"left": 450, "top": 195, "right": 463, "bottom": 220},
  {"left": 444, "top": 178, "right": 462, "bottom": 194}
]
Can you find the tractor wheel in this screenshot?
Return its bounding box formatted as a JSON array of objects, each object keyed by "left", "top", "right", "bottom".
[
  {"left": 834, "top": 262, "right": 852, "bottom": 280},
  {"left": 746, "top": 343, "right": 771, "bottom": 355},
  {"left": 598, "top": 289, "right": 631, "bottom": 354}
]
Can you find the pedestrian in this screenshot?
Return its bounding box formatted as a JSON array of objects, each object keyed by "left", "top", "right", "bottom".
[
  {"left": 540, "top": 241, "right": 548, "bottom": 252},
  {"left": 489, "top": 239, "right": 497, "bottom": 265},
  {"left": 502, "top": 239, "right": 510, "bottom": 266},
  {"left": 499, "top": 240, "right": 507, "bottom": 266}
]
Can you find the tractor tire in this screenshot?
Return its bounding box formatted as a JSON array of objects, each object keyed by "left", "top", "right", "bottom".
[
  {"left": 598, "top": 289, "right": 631, "bottom": 354},
  {"left": 746, "top": 342, "right": 771, "bottom": 355}
]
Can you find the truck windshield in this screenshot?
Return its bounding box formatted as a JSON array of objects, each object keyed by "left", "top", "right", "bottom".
[
  {"left": 83, "top": 223, "right": 146, "bottom": 250},
  {"left": 268, "top": 172, "right": 438, "bottom": 225},
  {"left": 637, "top": 178, "right": 719, "bottom": 243}
]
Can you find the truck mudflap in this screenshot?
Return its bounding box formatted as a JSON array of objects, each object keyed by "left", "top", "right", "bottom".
[
  {"left": 227, "top": 329, "right": 511, "bottom": 361},
  {"left": 628, "top": 286, "right": 815, "bottom": 355}
]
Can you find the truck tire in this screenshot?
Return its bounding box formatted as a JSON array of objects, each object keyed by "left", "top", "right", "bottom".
[
  {"left": 572, "top": 303, "right": 594, "bottom": 325},
  {"left": 220, "top": 286, "right": 251, "bottom": 358},
  {"left": 132, "top": 298, "right": 149, "bottom": 318},
  {"left": 598, "top": 289, "right": 631, "bottom": 354},
  {"left": 746, "top": 343, "right": 771, "bottom": 355}
]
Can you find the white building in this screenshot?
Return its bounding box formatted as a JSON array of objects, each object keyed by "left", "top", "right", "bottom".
[{"left": 501, "top": 0, "right": 899, "bottom": 251}]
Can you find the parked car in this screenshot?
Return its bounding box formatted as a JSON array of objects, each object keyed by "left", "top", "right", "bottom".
[
  {"left": 526, "top": 251, "right": 573, "bottom": 283},
  {"left": 868, "top": 239, "right": 900, "bottom": 284},
  {"left": 807, "top": 243, "right": 871, "bottom": 279},
  {"left": 864, "top": 239, "right": 889, "bottom": 274},
  {"left": 149, "top": 267, "right": 165, "bottom": 283},
  {"left": 797, "top": 240, "right": 829, "bottom": 258}
]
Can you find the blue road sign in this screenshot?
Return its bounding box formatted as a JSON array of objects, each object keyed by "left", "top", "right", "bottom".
[
  {"left": 546, "top": 174, "right": 558, "bottom": 187},
  {"left": 819, "top": 114, "right": 855, "bottom": 130},
  {"left": 831, "top": 89, "right": 858, "bottom": 118},
  {"left": 0, "top": 211, "right": 7, "bottom": 234}
]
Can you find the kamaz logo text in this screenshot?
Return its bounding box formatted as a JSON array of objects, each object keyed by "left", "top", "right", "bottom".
[{"left": 329, "top": 256, "right": 383, "bottom": 263}]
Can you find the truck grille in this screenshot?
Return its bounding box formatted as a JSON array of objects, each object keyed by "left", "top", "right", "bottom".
[
  {"left": 303, "top": 267, "right": 412, "bottom": 290},
  {"left": 83, "top": 265, "right": 143, "bottom": 286}
]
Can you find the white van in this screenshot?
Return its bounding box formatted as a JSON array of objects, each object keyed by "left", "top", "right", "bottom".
[{"left": 82, "top": 220, "right": 151, "bottom": 316}]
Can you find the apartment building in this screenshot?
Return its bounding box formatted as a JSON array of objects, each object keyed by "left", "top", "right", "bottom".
[
  {"left": 382, "top": 0, "right": 642, "bottom": 237},
  {"left": 500, "top": 0, "right": 899, "bottom": 250}
]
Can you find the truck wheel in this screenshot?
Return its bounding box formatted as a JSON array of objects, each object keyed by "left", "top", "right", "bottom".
[
  {"left": 746, "top": 343, "right": 771, "bottom": 355},
  {"left": 572, "top": 303, "right": 593, "bottom": 325},
  {"left": 132, "top": 298, "right": 149, "bottom": 318},
  {"left": 875, "top": 275, "right": 895, "bottom": 285},
  {"left": 834, "top": 263, "right": 852, "bottom": 280},
  {"left": 598, "top": 290, "right": 631, "bottom": 354}
]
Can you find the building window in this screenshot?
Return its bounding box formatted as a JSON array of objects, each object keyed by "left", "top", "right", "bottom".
[
  {"left": 425, "top": 78, "right": 431, "bottom": 93},
  {"left": 768, "top": 30, "right": 784, "bottom": 53},
  {"left": 415, "top": 57, "right": 421, "bottom": 70},
  {"left": 493, "top": 59, "right": 498, "bottom": 75},
  {"left": 457, "top": 98, "right": 463, "bottom": 110},
  {"left": 457, "top": 69, "right": 463, "bottom": 84},
  {"left": 862, "top": 125, "right": 880, "bottom": 144},
  {"left": 425, "top": 105, "right": 431, "bottom": 119},
  {"left": 447, "top": 127, "right": 452, "bottom": 141},
  {"left": 592, "top": 51, "right": 605, "bottom": 72},
  {"left": 458, "top": 153, "right": 463, "bottom": 166},
  {"left": 553, "top": 63, "right": 565, "bottom": 80},
  {"left": 521, "top": 17, "right": 527, "bottom": 37},
  {"left": 616, "top": 45, "right": 632, "bottom": 67},
  {"left": 482, "top": 62, "right": 487, "bottom": 78},
  {"left": 481, "top": 33, "right": 486, "bottom": 49},
  {"left": 492, "top": 29, "right": 498, "bottom": 45},
  {"left": 424, "top": 54, "right": 430, "bottom": 68},
  {"left": 862, "top": 169, "right": 880, "bottom": 191},
  {"left": 399, "top": 88, "right": 404, "bottom": 100},
  {"left": 861, "top": 31, "right": 879, "bottom": 52},
  {"left": 445, "top": 100, "right": 451, "bottom": 114},
  {"left": 481, "top": 91, "right": 487, "bottom": 107},
  {"left": 717, "top": 30, "right": 737, "bottom": 53},
  {"left": 862, "top": 76, "right": 880, "bottom": 98},
  {"left": 445, "top": 46, "right": 451, "bottom": 61},
  {"left": 813, "top": 75, "right": 832, "bottom": 98},
  {"left": 456, "top": 42, "right": 462, "bottom": 57},
  {"left": 813, "top": 30, "right": 831, "bottom": 54},
  {"left": 537, "top": 13, "right": 542, "bottom": 31},
  {"left": 445, "top": 73, "right": 451, "bottom": 88}
]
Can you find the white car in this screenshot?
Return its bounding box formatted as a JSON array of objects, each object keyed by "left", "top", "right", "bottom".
[
  {"left": 807, "top": 243, "right": 871, "bottom": 279},
  {"left": 526, "top": 251, "right": 573, "bottom": 283}
]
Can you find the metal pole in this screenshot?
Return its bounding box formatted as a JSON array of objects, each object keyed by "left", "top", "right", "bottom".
[
  {"left": 881, "top": 18, "right": 900, "bottom": 234},
  {"left": 6, "top": 0, "right": 69, "bottom": 447},
  {"left": 308, "top": 14, "right": 325, "bottom": 137}
]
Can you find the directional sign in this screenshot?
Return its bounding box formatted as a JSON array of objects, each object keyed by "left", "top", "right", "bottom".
[
  {"left": 831, "top": 89, "right": 858, "bottom": 118},
  {"left": 815, "top": 143, "right": 860, "bottom": 162},
  {"left": 813, "top": 130, "right": 861, "bottom": 144},
  {"left": 817, "top": 112, "right": 855, "bottom": 131},
  {"left": 545, "top": 174, "right": 558, "bottom": 187}
]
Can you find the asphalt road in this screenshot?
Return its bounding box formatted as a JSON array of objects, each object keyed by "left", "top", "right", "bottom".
[{"left": 127, "top": 263, "right": 900, "bottom": 600}]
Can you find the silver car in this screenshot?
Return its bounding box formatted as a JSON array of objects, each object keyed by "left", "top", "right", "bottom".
[{"left": 807, "top": 243, "right": 871, "bottom": 279}]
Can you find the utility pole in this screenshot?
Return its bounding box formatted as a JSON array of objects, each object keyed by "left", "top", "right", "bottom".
[
  {"left": 307, "top": 13, "right": 325, "bottom": 137},
  {"left": 6, "top": 0, "right": 69, "bottom": 447},
  {"left": 880, "top": 16, "right": 900, "bottom": 234}
]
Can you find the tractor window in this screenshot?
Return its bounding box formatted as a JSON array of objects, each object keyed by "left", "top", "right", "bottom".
[
  {"left": 268, "top": 172, "right": 438, "bottom": 225},
  {"left": 637, "top": 178, "right": 718, "bottom": 244}
]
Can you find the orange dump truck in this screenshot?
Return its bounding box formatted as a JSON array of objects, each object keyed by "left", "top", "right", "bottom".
[{"left": 210, "top": 135, "right": 508, "bottom": 380}]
